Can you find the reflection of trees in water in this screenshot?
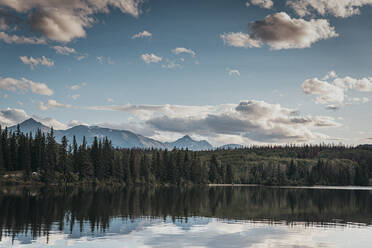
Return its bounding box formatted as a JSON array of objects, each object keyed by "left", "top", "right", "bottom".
[{"left": 0, "top": 186, "right": 371, "bottom": 240}]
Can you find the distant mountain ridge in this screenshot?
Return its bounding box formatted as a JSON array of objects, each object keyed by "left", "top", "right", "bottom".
[
  {"left": 218, "top": 144, "right": 244, "bottom": 150},
  {"left": 8, "top": 118, "right": 214, "bottom": 151},
  {"left": 165, "top": 135, "right": 213, "bottom": 150}
]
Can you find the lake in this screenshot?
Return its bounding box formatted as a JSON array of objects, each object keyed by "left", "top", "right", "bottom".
[{"left": 0, "top": 186, "right": 371, "bottom": 247}]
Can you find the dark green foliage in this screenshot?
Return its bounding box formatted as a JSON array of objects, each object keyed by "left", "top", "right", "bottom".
[{"left": 0, "top": 127, "right": 371, "bottom": 186}]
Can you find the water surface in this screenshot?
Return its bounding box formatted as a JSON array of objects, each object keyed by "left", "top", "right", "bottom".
[{"left": 0, "top": 186, "right": 371, "bottom": 247}]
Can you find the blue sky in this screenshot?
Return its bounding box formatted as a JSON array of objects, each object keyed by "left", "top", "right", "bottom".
[{"left": 0, "top": 0, "right": 372, "bottom": 145}]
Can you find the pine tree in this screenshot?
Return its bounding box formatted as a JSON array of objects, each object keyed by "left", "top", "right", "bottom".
[
  {"left": 23, "top": 135, "right": 31, "bottom": 179},
  {"left": 226, "top": 164, "right": 234, "bottom": 184},
  {"left": 58, "top": 136, "right": 69, "bottom": 181},
  {"left": 91, "top": 137, "right": 102, "bottom": 180},
  {"left": 140, "top": 154, "right": 150, "bottom": 183},
  {"left": 0, "top": 135, "right": 4, "bottom": 175},
  {"left": 72, "top": 136, "right": 78, "bottom": 173},
  {"left": 79, "top": 137, "right": 93, "bottom": 180}
]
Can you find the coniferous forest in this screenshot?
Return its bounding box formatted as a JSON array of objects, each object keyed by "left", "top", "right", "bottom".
[{"left": 0, "top": 126, "right": 371, "bottom": 186}]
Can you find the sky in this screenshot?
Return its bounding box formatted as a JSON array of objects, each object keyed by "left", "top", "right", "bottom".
[
  {"left": 0, "top": 0, "right": 372, "bottom": 146},
  {"left": 1, "top": 217, "right": 372, "bottom": 248}
]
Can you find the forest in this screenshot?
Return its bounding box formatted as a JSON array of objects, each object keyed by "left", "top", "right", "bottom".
[{"left": 0, "top": 126, "right": 371, "bottom": 186}]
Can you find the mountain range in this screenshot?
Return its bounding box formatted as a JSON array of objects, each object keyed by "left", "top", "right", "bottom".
[{"left": 7, "top": 118, "right": 216, "bottom": 151}]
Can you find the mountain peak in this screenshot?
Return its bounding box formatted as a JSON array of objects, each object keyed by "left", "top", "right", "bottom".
[
  {"left": 20, "top": 118, "right": 43, "bottom": 126},
  {"left": 166, "top": 135, "right": 213, "bottom": 151},
  {"left": 181, "top": 135, "right": 193, "bottom": 140}
]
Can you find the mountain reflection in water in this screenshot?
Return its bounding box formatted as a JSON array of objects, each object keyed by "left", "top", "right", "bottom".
[{"left": 0, "top": 186, "right": 371, "bottom": 247}]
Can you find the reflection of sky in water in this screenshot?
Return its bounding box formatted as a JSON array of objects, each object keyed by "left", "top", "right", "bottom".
[{"left": 1, "top": 217, "right": 371, "bottom": 248}]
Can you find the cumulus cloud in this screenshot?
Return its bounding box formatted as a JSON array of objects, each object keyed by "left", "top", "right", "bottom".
[
  {"left": 228, "top": 69, "right": 240, "bottom": 77},
  {"left": 302, "top": 78, "right": 345, "bottom": 104},
  {"left": 0, "top": 8, "right": 22, "bottom": 30},
  {"left": 141, "top": 53, "right": 162, "bottom": 64},
  {"left": 0, "top": 76, "right": 53, "bottom": 95},
  {"left": 286, "top": 0, "right": 372, "bottom": 18},
  {"left": 0, "top": 0, "right": 144, "bottom": 42},
  {"left": 88, "top": 100, "right": 341, "bottom": 143},
  {"left": 68, "top": 82, "right": 88, "bottom": 91},
  {"left": 0, "top": 108, "right": 28, "bottom": 126},
  {"left": 221, "top": 12, "right": 338, "bottom": 50},
  {"left": 221, "top": 32, "right": 262, "bottom": 48},
  {"left": 171, "top": 47, "right": 196, "bottom": 57},
  {"left": 39, "top": 100, "right": 72, "bottom": 111},
  {"left": 251, "top": 0, "right": 274, "bottom": 9},
  {"left": 19, "top": 56, "right": 54, "bottom": 70},
  {"left": 67, "top": 119, "right": 88, "bottom": 127},
  {"left": 0, "top": 31, "right": 46, "bottom": 44},
  {"left": 131, "top": 30, "right": 152, "bottom": 39},
  {"left": 0, "top": 107, "right": 66, "bottom": 129},
  {"left": 302, "top": 71, "right": 372, "bottom": 108},
  {"left": 53, "top": 45, "right": 76, "bottom": 55}
]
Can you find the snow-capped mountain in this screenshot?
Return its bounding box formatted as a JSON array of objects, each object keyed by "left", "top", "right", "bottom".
[
  {"left": 165, "top": 135, "right": 213, "bottom": 150},
  {"left": 8, "top": 118, "right": 214, "bottom": 150}
]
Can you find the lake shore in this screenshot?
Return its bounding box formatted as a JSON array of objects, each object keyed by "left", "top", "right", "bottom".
[{"left": 208, "top": 184, "right": 372, "bottom": 190}]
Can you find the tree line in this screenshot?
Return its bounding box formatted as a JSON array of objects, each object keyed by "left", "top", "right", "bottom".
[{"left": 0, "top": 126, "right": 371, "bottom": 186}]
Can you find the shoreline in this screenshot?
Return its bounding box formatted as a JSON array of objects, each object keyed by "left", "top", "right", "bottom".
[{"left": 208, "top": 184, "right": 372, "bottom": 190}]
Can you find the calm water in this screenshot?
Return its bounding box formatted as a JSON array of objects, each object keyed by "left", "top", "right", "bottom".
[{"left": 0, "top": 186, "right": 371, "bottom": 247}]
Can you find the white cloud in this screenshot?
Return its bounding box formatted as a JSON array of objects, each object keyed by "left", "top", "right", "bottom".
[
  {"left": 286, "top": 0, "right": 372, "bottom": 18},
  {"left": 251, "top": 0, "right": 274, "bottom": 9},
  {"left": 228, "top": 69, "right": 240, "bottom": 77},
  {"left": 19, "top": 56, "right": 54, "bottom": 70},
  {"left": 0, "top": 76, "right": 53, "bottom": 96},
  {"left": 76, "top": 54, "right": 88, "bottom": 61},
  {"left": 97, "top": 56, "right": 115, "bottom": 64},
  {"left": 322, "top": 70, "right": 337, "bottom": 80},
  {"left": 349, "top": 97, "right": 369, "bottom": 104},
  {"left": 88, "top": 100, "right": 341, "bottom": 143},
  {"left": 302, "top": 78, "right": 345, "bottom": 104},
  {"left": 71, "top": 94, "right": 80, "bottom": 100},
  {"left": 141, "top": 53, "right": 162, "bottom": 64},
  {"left": 0, "top": 107, "right": 66, "bottom": 129},
  {"left": 221, "top": 32, "right": 262, "bottom": 48},
  {"left": 326, "top": 105, "right": 340, "bottom": 111},
  {"left": 0, "top": 108, "right": 29, "bottom": 126},
  {"left": 53, "top": 45, "right": 76, "bottom": 55},
  {"left": 70, "top": 85, "right": 80, "bottom": 90},
  {"left": 0, "top": 31, "right": 46, "bottom": 44},
  {"left": 68, "top": 82, "right": 87, "bottom": 91},
  {"left": 131, "top": 30, "right": 152, "bottom": 39},
  {"left": 221, "top": 12, "right": 338, "bottom": 50},
  {"left": 97, "top": 56, "right": 103, "bottom": 64},
  {"left": 302, "top": 71, "right": 372, "bottom": 108},
  {"left": 171, "top": 47, "right": 196, "bottom": 57},
  {"left": 39, "top": 100, "right": 72, "bottom": 111},
  {"left": 0, "top": 9, "right": 21, "bottom": 30},
  {"left": 162, "top": 61, "right": 182, "bottom": 69},
  {"left": 68, "top": 119, "right": 88, "bottom": 127},
  {"left": 0, "top": 0, "right": 144, "bottom": 42}
]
